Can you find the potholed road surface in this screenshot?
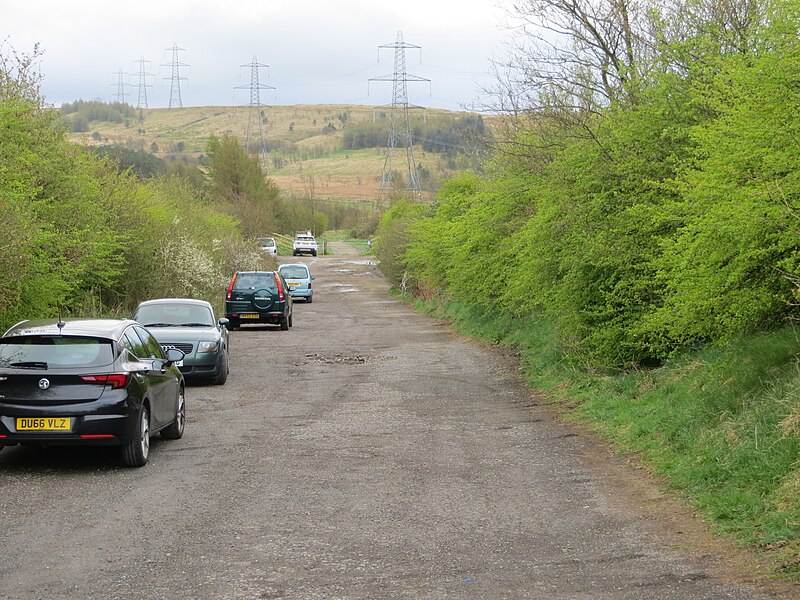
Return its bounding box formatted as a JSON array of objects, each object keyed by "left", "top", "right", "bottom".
[{"left": 0, "top": 241, "right": 795, "bottom": 599}]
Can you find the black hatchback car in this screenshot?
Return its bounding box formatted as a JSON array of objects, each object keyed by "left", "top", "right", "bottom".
[
  {"left": 225, "top": 271, "right": 293, "bottom": 330},
  {"left": 0, "top": 318, "right": 186, "bottom": 467}
]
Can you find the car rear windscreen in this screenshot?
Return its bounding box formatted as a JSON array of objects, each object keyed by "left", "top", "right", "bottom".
[
  {"left": 234, "top": 273, "right": 278, "bottom": 291},
  {"left": 280, "top": 266, "right": 309, "bottom": 279},
  {"left": 0, "top": 336, "right": 115, "bottom": 369}
]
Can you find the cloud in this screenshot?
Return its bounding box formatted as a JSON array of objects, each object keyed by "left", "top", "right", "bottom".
[{"left": 2, "top": 0, "right": 509, "bottom": 110}]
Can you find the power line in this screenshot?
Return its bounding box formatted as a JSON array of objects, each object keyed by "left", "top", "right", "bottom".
[
  {"left": 110, "top": 69, "right": 130, "bottom": 104},
  {"left": 162, "top": 43, "right": 189, "bottom": 108},
  {"left": 132, "top": 56, "right": 154, "bottom": 109},
  {"left": 369, "top": 31, "right": 430, "bottom": 203},
  {"left": 234, "top": 56, "right": 275, "bottom": 160}
]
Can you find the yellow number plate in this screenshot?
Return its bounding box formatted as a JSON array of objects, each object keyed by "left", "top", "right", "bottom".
[
  {"left": 288, "top": 283, "right": 299, "bottom": 287},
  {"left": 16, "top": 417, "right": 72, "bottom": 431},
  {"left": 241, "top": 313, "right": 260, "bottom": 319}
]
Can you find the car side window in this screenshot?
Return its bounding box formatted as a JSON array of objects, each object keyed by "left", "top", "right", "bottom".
[
  {"left": 134, "top": 326, "right": 165, "bottom": 359},
  {"left": 122, "top": 328, "right": 148, "bottom": 360}
]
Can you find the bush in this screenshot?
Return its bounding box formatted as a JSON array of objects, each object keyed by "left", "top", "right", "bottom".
[
  {"left": 0, "top": 47, "right": 267, "bottom": 327},
  {"left": 373, "top": 201, "right": 428, "bottom": 288}
]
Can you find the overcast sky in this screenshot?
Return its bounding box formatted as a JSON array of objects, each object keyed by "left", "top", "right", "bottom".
[{"left": 2, "top": 0, "right": 512, "bottom": 111}]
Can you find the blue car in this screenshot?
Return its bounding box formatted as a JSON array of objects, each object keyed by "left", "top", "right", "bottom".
[{"left": 278, "top": 263, "right": 315, "bottom": 303}]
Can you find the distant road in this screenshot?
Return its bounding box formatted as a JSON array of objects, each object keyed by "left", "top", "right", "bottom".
[{"left": 0, "top": 241, "right": 794, "bottom": 599}]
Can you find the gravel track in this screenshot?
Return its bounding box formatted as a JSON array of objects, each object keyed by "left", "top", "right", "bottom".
[{"left": 0, "top": 241, "right": 796, "bottom": 599}]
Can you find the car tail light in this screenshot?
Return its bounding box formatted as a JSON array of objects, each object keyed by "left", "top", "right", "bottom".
[
  {"left": 82, "top": 373, "right": 131, "bottom": 389},
  {"left": 226, "top": 274, "right": 238, "bottom": 300},
  {"left": 275, "top": 274, "right": 285, "bottom": 301}
]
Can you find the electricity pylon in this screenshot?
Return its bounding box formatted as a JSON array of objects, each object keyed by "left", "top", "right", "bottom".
[
  {"left": 111, "top": 69, "right": 130, "bottom": 104},
  {"left": 132, "top": 57, "right": 154, "bottom": 109},
  {"left": 234, "top": 56, "right": 274, "bottom": 159},
  {"left": 162, "top": 44, "right": 189, "bottom": 108},
  {"left": 369, "top": 31, "right": 430, "bottom": 203}
]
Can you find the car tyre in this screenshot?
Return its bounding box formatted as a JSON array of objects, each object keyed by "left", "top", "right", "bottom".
[
  {"left": 307, "top": 295, "right": 313, "bottom": 303},
  {"left": 161, "top": 388, "right": 186, "bottom": 439},
  {"left": 214, "top": 352, "right": 229, "bottom": 385},
  {"left": 122, "top": 404, "right": 150, "bottom": 467},
  {"left": 288, "top": 313, "right": 293, "bottom": 328},
  {"left": 280, "top": 316, "right": 289, "bottom": 331}
]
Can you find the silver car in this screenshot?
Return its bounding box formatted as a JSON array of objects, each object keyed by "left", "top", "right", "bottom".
[{"left": 258, "top": 237, "right": 278, "bottom": 256}]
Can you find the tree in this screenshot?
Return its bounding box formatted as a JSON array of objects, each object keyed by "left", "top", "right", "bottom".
[
  {"left": 492, "top": 0, "right": 651, "bottom": 115},
  {"left": 204, "top": 133, "right": 285, "bottom": 237}
]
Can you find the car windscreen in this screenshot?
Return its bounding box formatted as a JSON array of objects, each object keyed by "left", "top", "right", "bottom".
[
  {"left": 135, "top": 304, "right": 215, "bottom": 327},
  {"left": 279, "top": 266, "right": 309, "bottom": 279},
  {"left": 296, "top": 237, "right": 315, "bottom": 243},
  {"left": 234, "top": 273, "right": 278, "bottom": 291},
  {"left": 0, "top": 336, "right": 115, "bottom": 369}
]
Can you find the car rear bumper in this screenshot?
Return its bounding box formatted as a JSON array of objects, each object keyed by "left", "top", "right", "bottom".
[
  {"left": 226, "top": 299, "right": 289, "bottom": 327},
  {"left": 0, "top": 409, "right": 135, "bottom": 447},
  {"left": 225, "top": 312, "right": 287, "bottom": 326}
]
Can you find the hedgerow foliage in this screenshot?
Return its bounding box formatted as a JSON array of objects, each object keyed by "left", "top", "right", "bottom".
[
  {"left": 378, "top": 0, "right": 800, "bottom": 368},
  {"left": 0, "top": 45, "right": 269, "bottom": 328}
]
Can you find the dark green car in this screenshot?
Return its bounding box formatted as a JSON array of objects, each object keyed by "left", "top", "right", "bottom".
[{"left": 225, "top": 271, "right": 293, "bottom": 330}]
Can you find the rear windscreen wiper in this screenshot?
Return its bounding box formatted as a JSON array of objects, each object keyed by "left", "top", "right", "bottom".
[{"left": 9, "top": 361, "right": 49, "bottom": 369}]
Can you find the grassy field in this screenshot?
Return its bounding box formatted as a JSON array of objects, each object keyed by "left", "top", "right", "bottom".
[{"left": 68, "top": 104, "right": 475, "bottom": 203}]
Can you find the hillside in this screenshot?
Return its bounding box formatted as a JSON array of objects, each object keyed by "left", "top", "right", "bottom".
[{"left": 65, "top": 104, "right": 486, "bottom": 203}]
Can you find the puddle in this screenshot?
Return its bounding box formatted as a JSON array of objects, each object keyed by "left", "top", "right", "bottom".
[{"left": 322, "top": 283, "right": 360, "bottom": 292}]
